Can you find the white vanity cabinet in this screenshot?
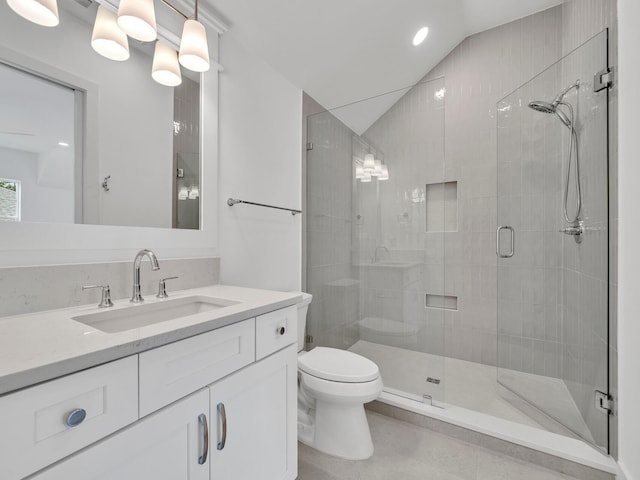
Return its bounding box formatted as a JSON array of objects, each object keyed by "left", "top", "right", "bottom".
[
  {"left": 2, "top": 304, "right": 298, "bottom": 480},
  {"left": 210, "top": 344, "right": 297, "bottom": 480},
  {"left": 30, "top": 389, "right": 210, "bottom": 480}
]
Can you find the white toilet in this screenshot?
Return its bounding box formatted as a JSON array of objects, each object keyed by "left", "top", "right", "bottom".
[{"left": 296, "top": 293, "right": 383, "bottom": 460}]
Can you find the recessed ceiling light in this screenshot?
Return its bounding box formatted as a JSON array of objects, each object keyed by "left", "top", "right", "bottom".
[
  {"left": 58, "top": 141, "right": 69, "bottom": 147},
  {"left": 413, "top": 26, "right": 429, "bottom": 46}
]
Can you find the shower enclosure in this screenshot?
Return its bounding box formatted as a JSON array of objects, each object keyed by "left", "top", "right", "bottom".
[
  {"left": 497, "top": 30, "right": 610, "bottom": 451},
  {"left": 305, "top": 30, "right": 610, "bottom": 453}
]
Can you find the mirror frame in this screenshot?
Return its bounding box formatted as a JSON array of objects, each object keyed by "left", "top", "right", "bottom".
[{"left": 0, "top": 8, "right": 222, "bottom": 266}]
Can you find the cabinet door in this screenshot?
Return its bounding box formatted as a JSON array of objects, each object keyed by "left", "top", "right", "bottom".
[
  {"left": 210, "top": 344, "right": 297, "bottom": 480},
  {"left": 32, "top": 389, "right": 210, "bottom": 480}
]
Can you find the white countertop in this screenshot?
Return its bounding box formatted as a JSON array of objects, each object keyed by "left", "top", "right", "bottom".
[{"left": 0, "top": 285, "right": 301, "bottom": 396}]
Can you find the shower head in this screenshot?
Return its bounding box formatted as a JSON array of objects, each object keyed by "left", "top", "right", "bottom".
[
  {"left": 527, "top": 80, "right": 580, "bottom": 128},
  {"left": 528, "top": 100, "right": 556, "bottom": 114},
  {"left": 528, "top": 100, "right": 572, "bottom": 128}
]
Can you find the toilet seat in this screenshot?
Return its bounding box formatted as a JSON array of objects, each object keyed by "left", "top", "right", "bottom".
[{"left": 298, "top": 347, "right": 379, "bottom": 383}]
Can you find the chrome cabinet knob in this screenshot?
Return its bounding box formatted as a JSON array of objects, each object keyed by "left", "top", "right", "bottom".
[{"left": 276, "top": 326, "right": 286, "bottom": 336}]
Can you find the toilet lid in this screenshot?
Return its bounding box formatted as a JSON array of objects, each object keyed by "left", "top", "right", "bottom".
[{"left": 298, "top": 347, "right": 379, "bottom": 383}]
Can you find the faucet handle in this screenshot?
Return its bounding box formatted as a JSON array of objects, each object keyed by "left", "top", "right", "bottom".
[
  {"left": 157, "top": 276, "right": 178, "bottom": 298},
  {"left": 82, "top": 285, "right": 114, "bottom": 308}
]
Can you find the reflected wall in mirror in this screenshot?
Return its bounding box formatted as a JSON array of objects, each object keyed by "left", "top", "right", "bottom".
[{"left": 0, "top": 0, "right": 201, "bottom": 229}]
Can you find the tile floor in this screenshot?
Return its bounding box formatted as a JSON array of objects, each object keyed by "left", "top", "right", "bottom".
[{"left": 298, "top": 411, "right": 581, "bottom": 480}]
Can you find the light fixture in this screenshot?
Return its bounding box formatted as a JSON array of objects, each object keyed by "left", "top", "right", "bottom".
[
  {"left": 412, "top": 26, "right": 429, "bottom": 46},
  {"left": 372, "top": 160, "right": 383, "bottom": 176},
  {"left": 379, "top": 165, "right": 389, "bottom": 181},
  {"left": 152, "top": 41, "right": 182, "bottom": 87},
  {"left": 363, "top": 154, "right": 375, "bottom": 172},
  {"left": 91, "top": 5, "right": 130, "bottom": 62},
  {"left": 361, "top": 172, "right": 372, "bottom": 183},
  {"left": 188, "top": 186, "right": 199, "bottom": 199},
  {"left": 179, "top": 0, "right": 209, "bottom": 73},
  {"left": 7, "top": 0, "right": 59, "bottom": 27},
  {"left": 117, "top": 0, "right": 157, "bottom": 42},
  {"left": 355, "top": 165, "right": 364, "bottom": 179},
  {"left": 57, "top": 141, "right": 69, "bottom": 147}
]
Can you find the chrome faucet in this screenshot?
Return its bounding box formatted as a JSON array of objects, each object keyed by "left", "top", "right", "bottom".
[
  {"left": 372, "top": 245, "right": 389, "bottom": 263},
  {"left": 131, "top": 249, "right": 160, "bottom": 303}
]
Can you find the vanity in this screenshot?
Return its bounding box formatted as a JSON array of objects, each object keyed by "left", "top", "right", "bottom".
[{"left": 0, "top": 285, "right": 300, "bottom": 480}]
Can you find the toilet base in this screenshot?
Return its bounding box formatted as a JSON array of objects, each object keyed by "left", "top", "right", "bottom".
[{"left": 298, "top": 401, "right": 374, "bottom": 460}]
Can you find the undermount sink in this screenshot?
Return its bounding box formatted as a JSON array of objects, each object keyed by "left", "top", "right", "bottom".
[{"left": 72, "top": 295, "right": 240, "bottom": 333}]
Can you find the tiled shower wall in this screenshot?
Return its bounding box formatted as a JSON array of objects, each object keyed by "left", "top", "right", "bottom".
[{"left": 423, "top": 7, "right": 564, "bottom": 366}]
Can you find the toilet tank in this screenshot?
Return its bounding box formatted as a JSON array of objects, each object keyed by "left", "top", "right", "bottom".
[{"left": 296, "top": 292, "right": 313, "bottom": 352}]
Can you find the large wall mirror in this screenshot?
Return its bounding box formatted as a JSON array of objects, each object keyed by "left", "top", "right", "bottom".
[{"left": 0, "top": 0, "right": 209, "bottom": 230}]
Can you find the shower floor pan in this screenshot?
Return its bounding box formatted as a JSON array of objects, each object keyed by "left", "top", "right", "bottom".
[{"left": 349, "top": 341, "right": 615, "bottom": 475}]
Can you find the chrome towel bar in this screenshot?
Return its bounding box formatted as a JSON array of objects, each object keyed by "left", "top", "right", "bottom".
[{"left": 227, "top": 198, "right": 302, "bottom": 216}]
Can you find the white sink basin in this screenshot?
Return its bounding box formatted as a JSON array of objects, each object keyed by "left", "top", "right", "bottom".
[{"left": 72, "top": 295, "right": 240, "bottom": 333}]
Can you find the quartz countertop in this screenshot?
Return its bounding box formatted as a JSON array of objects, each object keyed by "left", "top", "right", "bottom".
[{"left": 0, "top": 285, "right": 301, "bottom": 396}]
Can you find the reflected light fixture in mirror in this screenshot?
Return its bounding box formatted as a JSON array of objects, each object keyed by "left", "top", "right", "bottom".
[
  {"left": 91, "top": 5, "right": 130, "bottom": 62},
  {"left": 152, "top": 40, "right": 182, "bottom": 86},
  {"left": 117, "top": 0, "right": 157, "bottom": 42},
  {"left": 363, "top": 153, "right": 375, "bottom": 172},
  {"left": 379, "top": 165, "right": 389, "bottom": 181},
  {"left": 6, "top": 0, "right": 58, "bottom": 27},
  {"left": 361, "top": 172, "right": 372, "bottom": 183}
]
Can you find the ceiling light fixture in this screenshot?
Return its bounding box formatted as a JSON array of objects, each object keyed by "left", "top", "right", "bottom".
[
  {"left": 117, "top": 0, "right": 157, "bottom": 42},
  {"left": 91, "top": 5, "right": 130, "bottom": 61},
  {"left": 57, "top": 141, "right": 69, "bottom": 147},
  {"left": 152, "top": 40, "right": 182, "bottom": 87},
  {"left": 178, "top": 0, "right": 210, "bottom": 72},
  {"left": 412, "top": 26, "right": 429, "bottom": 46},
  {"left": 6, "top": 0, "right": 59, "bottom": 27}
]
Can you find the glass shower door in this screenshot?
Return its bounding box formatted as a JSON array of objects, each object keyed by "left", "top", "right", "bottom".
[
  {"left": 496, "top": 30, "right": 609, "bottom": 451},
  {"left": 306, "top": 78, "right": 447, "bottom": 405}
]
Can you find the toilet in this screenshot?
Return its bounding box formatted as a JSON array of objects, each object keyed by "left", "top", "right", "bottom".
[{"left": 296, "top": 293, "right": 383, "bottom": 460}]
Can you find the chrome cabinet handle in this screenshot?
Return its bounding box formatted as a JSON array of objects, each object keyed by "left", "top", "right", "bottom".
[
  {"left": 65, "top": 408, "right": 87, "bottom": 427},
  {"left": 496, "top": 226, "right": 515, "bottom": 258},
  {"left": 217, "top": 402, "right": 227, "bottom": 451},
  {"left": 198, "top": 413, "right": 209, "bottom": 465}
]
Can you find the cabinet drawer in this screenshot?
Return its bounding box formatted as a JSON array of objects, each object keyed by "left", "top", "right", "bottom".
[
  {"left": 0, "top": 356, "right": 138, "bottom": 480},
  {"left": 139, "top": 318, "right": 255, "bottom": 416},
  {"left": 255, "top": 306, "right": 297, "bottom": 360}
]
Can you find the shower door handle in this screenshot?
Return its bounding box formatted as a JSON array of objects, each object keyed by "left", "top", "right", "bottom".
[{"left": 496, "top": 226, "right": 515, "bottom": 258}]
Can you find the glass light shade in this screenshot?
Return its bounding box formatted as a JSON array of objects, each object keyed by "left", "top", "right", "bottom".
[
  {"left": 7, "top": 0, "right": 58, "bottom": 27},
  {"left": 363, "top": 153, "right": 375, "bottom": 172},
  {"left": 152, "top": 41, "right": 182, "bottom": 87},
  {"left": 91, "top": 6, "right": 129, "bottom": 62},
  {"left": 372, "top": 160, "right": 382, "bottom": 176},
  {"left": 361, "top": 172, "right": 372, "bottom": 183},
  {"left": 117, "top": 0, "right": 156, "bottom": 42},
  {"left": 379, "top": 165, "right": 389, "bottom": 181},
  {"left": 355, "top": 165, "right": 364, "bottom": 179},
  {"left": 188, "top": 186, "right": 199, "bottom": 199},
  {"left": 179, "top": 19, "right": 210, "bottom": 72}
]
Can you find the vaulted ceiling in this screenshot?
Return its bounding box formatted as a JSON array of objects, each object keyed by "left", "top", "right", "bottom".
[{"left": 207, "top": 0, "right": 563, "bottom": 132}]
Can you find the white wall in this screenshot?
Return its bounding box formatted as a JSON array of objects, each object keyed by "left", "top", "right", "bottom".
[
  {"left": 218, "top": 34, "right": 302, "bottom": 292},
  {"left": 617, "top": 1, "right": 640, "bottom": 478},
  {"left": 0, "top": 147, "right": 73, "bottom": 223}
]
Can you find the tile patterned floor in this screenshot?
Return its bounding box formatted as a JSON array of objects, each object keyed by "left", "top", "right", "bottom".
[{"left": 298, "top": 411, "right": 581, "bottom": 480}]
